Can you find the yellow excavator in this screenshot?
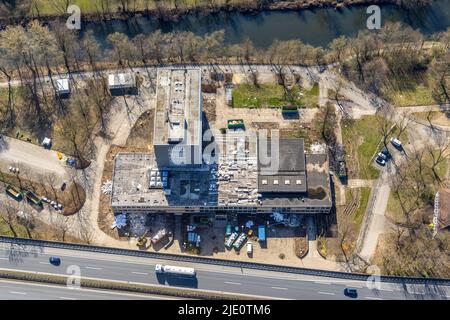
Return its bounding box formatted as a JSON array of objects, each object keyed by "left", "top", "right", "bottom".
[{"left": 136, "top": 230, "right": 150, "bottom": 248}]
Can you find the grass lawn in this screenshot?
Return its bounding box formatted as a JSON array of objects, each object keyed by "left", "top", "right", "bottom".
[
  {"left": 342, "top": 116, "right": 382, "bottom": 179},
  {"left": 352, "top": 187, "right": 371, "bottom": 229},
  {"left": 412, "top": 111, "right": 450, "bottom": 127},
  {"left": 29, "top": 0, "right": 253, "bottom": 16},
  {"left": 342, "top": 116, "right": 409, "bottom": 179},
  {"left": 232, "top": 83, "right": 318, "bottom": 109},
  {"left": 388, "top": 84, "right": 435, "bottom": 107},
  {"left": 0, "top": 216, "right": 29, "bottom": 238}
]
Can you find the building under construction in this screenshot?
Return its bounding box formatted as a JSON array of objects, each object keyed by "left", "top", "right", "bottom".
[{"left": 111, "top": 68, "right": 332, "bottom": 215}]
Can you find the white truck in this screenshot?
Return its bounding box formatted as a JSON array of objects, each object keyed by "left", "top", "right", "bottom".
[{"left": 155, "top": 264, "right": 196, "bottom": 277}]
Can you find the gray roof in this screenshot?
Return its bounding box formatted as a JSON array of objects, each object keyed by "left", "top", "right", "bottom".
[{"left": 258, "top": 139, "right": 307, "bottom": 193}]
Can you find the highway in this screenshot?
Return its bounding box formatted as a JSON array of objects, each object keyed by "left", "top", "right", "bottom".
[
  {"left": 0, "top": 243, "right": 449, "bottom": 300},
  {"left": 0, "top": 279, "right": 174, "bottom": 300}
]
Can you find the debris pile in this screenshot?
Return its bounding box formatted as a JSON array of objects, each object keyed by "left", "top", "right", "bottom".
[
  {"left": 112, "top": 213, "right": 127, "bottom": 229},
  {"left": 101, "top": 180, "right": 113, "bottom": 195},
  {"left": 128, "top": 213, "right": 147, "bottom": 236}
]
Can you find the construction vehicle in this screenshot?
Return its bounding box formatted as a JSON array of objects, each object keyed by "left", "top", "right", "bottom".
[
  {"left": 233, "top": 233, "right": 248, "bottom": 251},
  {"left": 227, "top": 119, "right": 245, "bottom": 130},
  {"left": 136, "top": 230, "right": 149, "bottom": 247},
  {"left": 5, "top": 185, "right": 23, "bottom": 201},
  {"left": 225, "top": 232, "right": 238, "bottom": 249},
  {"left": 25, "top": 191, "right": 43, "bottom": 206}
]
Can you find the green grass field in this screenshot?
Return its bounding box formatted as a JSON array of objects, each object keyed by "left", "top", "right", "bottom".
[
  {"left": 342, "top": 116, "right": 382, "bottom": 179},
  {"left": 352, "top": 187, "right": 371, "bottom": 229},
  {"left": 30, "top": 0, "right": 255, "bottom": 16},
  {"left": 387, "top": 84, "right": 435, "bottom": 107},
  {"left": 232, "top": 83, "right": 318, "bottom": 109}
]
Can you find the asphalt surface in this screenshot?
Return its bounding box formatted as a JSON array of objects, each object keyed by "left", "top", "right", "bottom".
[
  {"left": 0, "top": 279, "right": 175, "bottom": 300},
  {"left": 0, "top": 244, "right": 449, "bottom": 300}
]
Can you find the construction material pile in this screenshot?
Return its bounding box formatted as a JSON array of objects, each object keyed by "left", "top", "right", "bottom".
[
  {"left": 112, "top": 214, "right": 127, "bottom": 229},
  {"left": 101, "top": 180, "right": 113, "bottom": 195},
  {"left": 129, "top": 213, "right": 147, "bottom": 236}
]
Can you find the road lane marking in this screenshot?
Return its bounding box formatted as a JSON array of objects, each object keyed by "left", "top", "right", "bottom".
[
  {"left": 224, "top": 282, "right": 241, "bottom": 285},
  {"left": 314, "top": 281, "right": 331, "bottom": 285},
  {"left": 318, "top": 291, "right": 335, "bottom": 295},
  {"left": 365, "top": 297, "right": 383, "bottom": 300},
  {"left": 59, "top": 297, "right": 77, "bottom": 300},
  {"left": 131, "top": 272, "right": 148, "bottom": 275},
  {"left": 380, "top": 288, "right": 394, "bottom": 292},
  {"left": 10, "top": 291, "right": 26, "bottom": 295},
  {"left": 271, "top": 287, "right": 288, "bottom": 290},
  {"left": 85, "top": 266, "right": 102, "bottom": 270},
  {"left": 409, "top": 292, "right": 425, "bottom": 295},
  {"left": 39, "top": 262, "right": 51, "bottom": 265},
  {"left": 0, "top": 257, "right": 8, "bottom": 260}
]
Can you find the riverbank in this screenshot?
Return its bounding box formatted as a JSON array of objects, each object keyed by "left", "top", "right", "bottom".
[{"left": 0, "top": 0, "right": 430, "bottom": 26}]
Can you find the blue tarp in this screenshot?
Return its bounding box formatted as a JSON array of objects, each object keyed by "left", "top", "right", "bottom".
[{"left": 258, "top": 225, "right": 266, "bottom": 241}]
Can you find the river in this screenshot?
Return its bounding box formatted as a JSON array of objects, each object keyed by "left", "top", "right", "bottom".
[{"left": 82, "top": 0, "right": 450, "bottom": 48}]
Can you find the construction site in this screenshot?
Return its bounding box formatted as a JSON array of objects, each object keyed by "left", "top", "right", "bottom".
[{"left": 106, "top": 67, "right": 333, "bottom": 262}]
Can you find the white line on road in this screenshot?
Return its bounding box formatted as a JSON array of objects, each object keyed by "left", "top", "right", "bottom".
[
  {"left": 224, "top": 282, "right": 242, "bottom": 285},
  {"left": 318, "top": 291, "right": 335, "bottom": 296},
  {"left": 131, "top": 272, "right": 148, "bottom": 275},
  {"left": 271, "top": 287, "right": 288, "bottom": 290},
  {"left": 314, "top": 281, "right": 331, "bottom": 285},
  {"left": 0, "top": 257, "right": 8, "bottom": 260},
  {"left": 85, "top": 266, "right": 102, "bottom": 270},
  {"left": 380, "top": 288, "right": 394, "bottom": 292},
  {"left": 39, "top": 262, "right": 51, "bottom": 265},
  {"left": 10, "top": 291, "right": 26, "bottom": 295},
  {"left": 59, "top": 297, "right": 77, "bottom": 300},
  {"left": 365, "top": 297, "right": 383, "bottom": 300}
]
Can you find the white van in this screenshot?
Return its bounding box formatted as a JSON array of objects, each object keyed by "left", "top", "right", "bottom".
[{"left": 247, "top": 242, "right": 253, "bottom": 255}]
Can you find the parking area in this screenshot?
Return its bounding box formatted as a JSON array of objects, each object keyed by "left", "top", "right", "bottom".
[{"left": 113, "top": 212, "right": 311, "bottom": 265}]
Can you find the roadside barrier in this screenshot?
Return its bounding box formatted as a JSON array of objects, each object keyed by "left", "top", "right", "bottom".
[{"left": 1, "top": 236, "right": 449, "bottom": 286}]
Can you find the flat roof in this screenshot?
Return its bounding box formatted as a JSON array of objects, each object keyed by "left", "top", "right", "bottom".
[
  {"left": 112, "top": 135, "right": 331, "bottom": 209},
  {"left": 258, "top": 139, "right": 307, "bottom": 193},
  {"left": 258, "top": 138, "right": 305, "bottom": 174},
  {"left": 108, "top": 73, "right": 136, "bottom": 88},
  {"left": 154, "top": 68, "right": 202, "bottom": 146},
  {"left": 56, "top": 78, "right": 69, "bottom": 92}
]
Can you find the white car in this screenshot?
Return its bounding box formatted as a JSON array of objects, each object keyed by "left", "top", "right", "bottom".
[{"left": 390, "top": 137, "right": 402, "bottom": 149}]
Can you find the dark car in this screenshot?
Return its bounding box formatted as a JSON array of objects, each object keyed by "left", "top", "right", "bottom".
[
  {"left": 344, "top": 288, "right": 358, "bottom": 298},
  {"left": 375, "top": 157, "right": 386, "bottom": 166},
  {"left": 381, "top": 147, "right": 391, "bottom": 158},
  {"left": 49, "top": 256, "right": 61, "bottom": 266}
]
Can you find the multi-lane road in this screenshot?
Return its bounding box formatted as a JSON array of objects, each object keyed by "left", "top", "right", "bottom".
[
  {"left": 0, "top": 243, "right": 449, "bottom": 300},
  {"left": 0, "top": 279, "right": 175, "bottom": 300}
]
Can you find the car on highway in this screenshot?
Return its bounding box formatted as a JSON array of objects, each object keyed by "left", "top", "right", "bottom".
[
  {"left": 344, "top": 288, "right": 358, "bottom": 298},
  {"left": 49, "top": 256, "right": 61, "bottom": 266}
]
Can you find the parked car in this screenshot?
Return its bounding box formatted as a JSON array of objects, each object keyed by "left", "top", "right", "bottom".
[
  {"left": 344, "top": 288, "right": 358, "bottom": 298},
  {"left": 375, "top": 157, "right": 386, "bottom": 166},
  {"left": 49, "top": 256, "right": 61, "bottom": 266},
  {"left": 390, "top": 137, "right": 402, "bottom": 149},
  {"left": 377, "top": 152, "right": 387, "bottom": 161},
  {"left": 381, "top": 147, "right": 391, "bottom": 158},
  {"left": 247, "top": 242, "right": 253, "bottom": 256}
]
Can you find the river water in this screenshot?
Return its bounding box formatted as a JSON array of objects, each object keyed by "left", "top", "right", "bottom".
[{"left": 82, "top": 0, "right": 450, "bottom": 48}]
